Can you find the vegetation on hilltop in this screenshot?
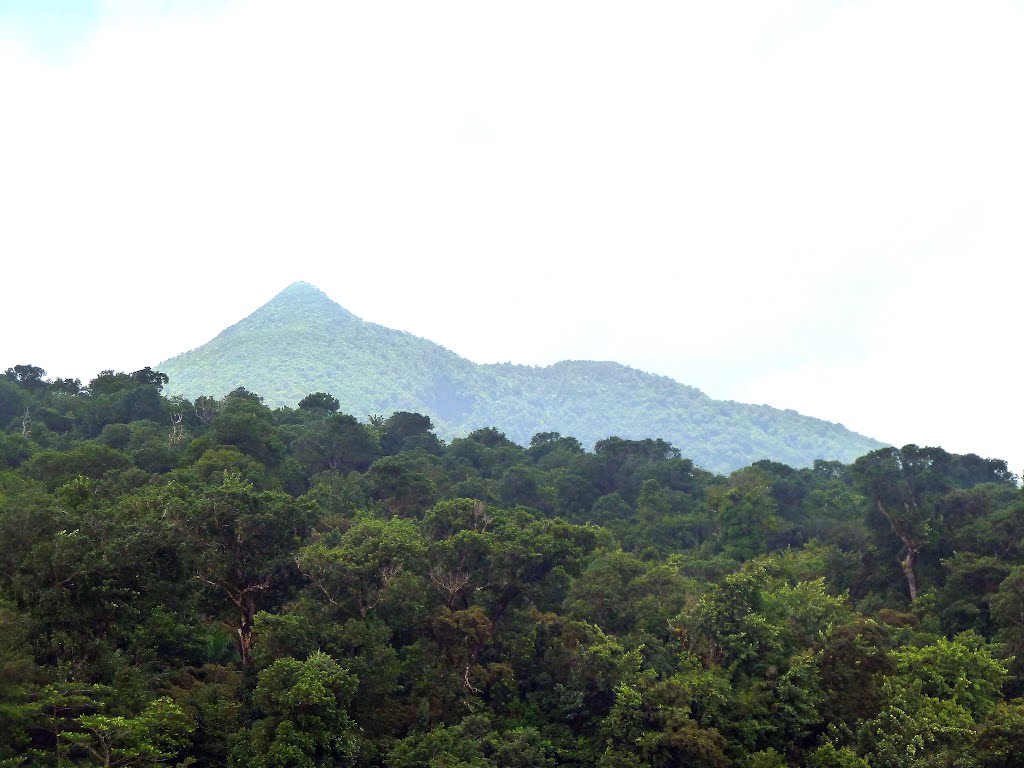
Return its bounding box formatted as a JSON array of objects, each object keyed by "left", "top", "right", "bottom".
[
  {"left": 2, "top": 363, "right": 1023, "bottom": 767},
  {"left": 156, "top": 282, "right": 884, "bottom": 474}
]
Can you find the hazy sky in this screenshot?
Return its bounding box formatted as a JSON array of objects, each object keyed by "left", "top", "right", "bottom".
[{"left": 2, "top": 0, "right": 1022, "bottom": 472}]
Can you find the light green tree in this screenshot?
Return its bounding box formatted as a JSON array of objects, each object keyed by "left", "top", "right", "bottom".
[{"left": 64, "top": 696, "right": 191, "bottom": 768}]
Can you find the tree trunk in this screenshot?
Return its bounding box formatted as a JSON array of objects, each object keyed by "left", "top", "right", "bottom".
[
  {"left": 876, "top": 500, "right": 921, "bottom": 603},
  {"left": 901, "top": 545, "right": 919, "bottom": 602},
  {"left": 238, "top": 595, "right": 256, "bottom": 667}
]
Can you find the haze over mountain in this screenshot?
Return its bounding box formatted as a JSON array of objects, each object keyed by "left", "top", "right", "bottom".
[{"left": 157, "top": 282, "right": 884, "bottom": 473}]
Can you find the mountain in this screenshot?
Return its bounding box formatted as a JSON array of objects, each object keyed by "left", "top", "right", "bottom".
[{"left": 156, "top": 282, "right": 885, "bottom": 473}]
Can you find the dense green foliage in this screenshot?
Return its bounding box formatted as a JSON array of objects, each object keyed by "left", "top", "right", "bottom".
[
  {"left": 156, "top": 283, "right": 884, "bottom": 473},
  {"left": 1, "top": 364, "right": 1020, "bottom": 767}
]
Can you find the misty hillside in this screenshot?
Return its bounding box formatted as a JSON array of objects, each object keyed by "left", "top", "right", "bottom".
[{"left": 157, "top": 282, "right": 884, "bottom": 472}]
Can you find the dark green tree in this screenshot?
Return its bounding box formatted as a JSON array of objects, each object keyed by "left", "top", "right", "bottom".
[
  {"left": 297, "top": 392, "right": 340, "bottom": 413},
  {"left": 853, "top": 446, "right": 948, "bottom": 601},
  {"left": 165, "top": 474, "right": 314, "bottom": 666},
  {"left": 231, "top": 651, "right": 360, "bottom": 768}
]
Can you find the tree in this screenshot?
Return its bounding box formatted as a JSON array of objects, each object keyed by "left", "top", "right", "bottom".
[
  {"left": 231, "top": 652, "right": 360, "bottom": 768},
  {"left": 852, "top": 446, "right": 950, "bottom": 601},
  {"left": 380, "top": 412, "right": 441, "bottom": 455},
  {"left": 599, "top": 667, "right": 730, "bottom": 768},
  {"left": 593, "top": 437, "right": 683, "bottom": 501},
  {"left": 22, "top": 680, "right": 110, "bottom": 767},
  {"left": 563, "top": 551, "right": 689, "bottom": 638},
  {"left": 385, "top": 719, "right": 491, "bottom": 768},
  {"left": 706, "top": 470, "right": 780, "bottom": 561},
  {"left": 130, "top": 367, "right": 169, "bottom": 392},
  {"left": 194, "top": 447, "right": 266, "bottom": 487},
  {"left": 974, "top": 701, "right": 1024, "bottom": 768},
  {"left": 49, "top": 377, "right": 84, "bottom": 396},
  {"left": 805, "top": 742, "right": 870, "bottom": 768},
  {"left": 366, "top": 456, "right": 436, "bottom": 517},
  {"left": 864, "top": 678, "right": 975, "bottom": 768},
  {"left": 64, "top": 696, "right": 191, "bottom": 767},
  {"left": 208, "top": 409, "right": 284, "bottom": 467},
  {"left": 165, "top": 665, "right": 244, "bottom": 765},
  {"left": 891, "top": 632, "right": 1006, "bottom": 719},
  {"left": 88, "top": 368, "right": 167, "bottom": 397},
  {"left": 681, "top": 568, "right": 782, "bottom": 676},
  {"left": 0, "top": 377, "right": 29, "bottom": 430},
  {"left": 528, "top": 432, "right": 584, "bottom": 464},
  {"left": 936, "top": 552, "right": 1010, "bottom": 636},
  {"left": 991, "top": 565, "right": 1024, "bottom": 693},
  {"left": 296, "top": 517, "right": 428, "bottom": 620},
  {"left": 862, "top": 633, "right": 1008, "bottom": 768},
  {"left": 0, "top": 598, "right": 40, "bottom": 762},
  {"left": 291, "top": 413, "right": 378, "bottom": 475},
  {"left": 818, "top": 618, "right": 894, "bottom": 730},
  {"left": 297, "top": 392, "right": 340, "bottom": 413},
  {"left": 23, "top": 443, "right": 133, "bottom": 490},
  {"left": 4, "top": 364, "right": 47, "bottom": 391},
  {"left": 81, "top": 370, "right": 171, "bottom": 432},
  {"left": 166, "top": 474, "right": 314, "bottom": 666}
]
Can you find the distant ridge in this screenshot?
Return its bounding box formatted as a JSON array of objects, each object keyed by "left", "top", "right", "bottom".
[{"left": 157, "top": 282, "right": 886, "bottom": 473}]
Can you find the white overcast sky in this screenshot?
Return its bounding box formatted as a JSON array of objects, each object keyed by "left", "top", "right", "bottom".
[{"left": 1, "top": 0, "right": 1022, "bottom": 472}]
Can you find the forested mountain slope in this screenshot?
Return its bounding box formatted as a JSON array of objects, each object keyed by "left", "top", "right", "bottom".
[
  {"left": 1, "top": 367, "right": 1021, "bottom": 767},
  {"left": 157, "top": 282, "right": 884, "bottom": 473}
]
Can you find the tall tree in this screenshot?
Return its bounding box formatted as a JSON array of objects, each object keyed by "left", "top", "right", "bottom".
[
  {"left": 166, "top": 474, "right": 314, "bottom": 666},
  {"left": 852, "top": 446, "right": 949, "bottom": 601}
]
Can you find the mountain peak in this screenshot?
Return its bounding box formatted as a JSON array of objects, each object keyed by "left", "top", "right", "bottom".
[
  {"left": 278, "top": 280, "right": 326, "bottom": 297},
  {"left": 260, "top": 281, "right": 358, "bottom": 321}
]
